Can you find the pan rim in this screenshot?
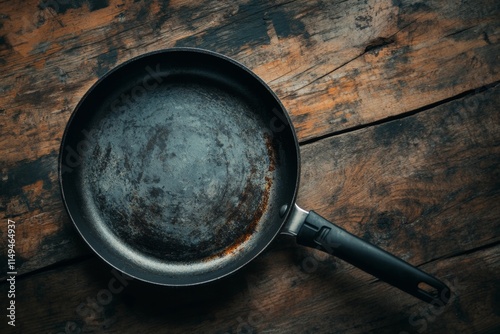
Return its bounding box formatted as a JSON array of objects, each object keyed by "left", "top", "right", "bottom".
[{"left": 58, "top": 47, "right": 302, "bottom": 286}]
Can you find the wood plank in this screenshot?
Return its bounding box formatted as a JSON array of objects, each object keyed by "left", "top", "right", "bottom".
[
  {"left": 281, "top": 0, "right": 500, "bottom": 141},
  {"left": 0, "top": 70, "right": 500, "bottom": 333},
  {"left": 297, "top": 84, "right": 500, "bottom": 265},
  {"left": 1, "top": 0, "right": 499, "bottom": 281},
  {"left": 3, "top": 236, "right": 498, "bottom": 333},
  {"left": 2, "top": 73, "right": 498, "bottom": 282},
  {"left": 1, "top": 0, "right": 499, "bottom": 162}
]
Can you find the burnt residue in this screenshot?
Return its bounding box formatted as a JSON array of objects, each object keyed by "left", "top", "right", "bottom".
[
  {"left": 100, "top": 144, "right": 112, "bottom": 171},
  {"left": 140, "top": 126, "right": 169, "bottom": 159},
  {"left": 103, "top": 194, "right": 182, "bottom": 260},
  {"left": 210, "top": 172, "right": 273, "bottom": 260},
  {"left": 206, "top": 166, "right": 260, "bottom": 259},
  {"left": 104, "top": 167, "right": 271, "bottom": 262},
  {"left": 148, "top": 187, "right": 164, "bottom": 198},
  {"left": 219, "top": 179, "right": 271, "bottom": 259},
  {"left": 264, "top": 132, "right": 277, "bottom": 172},
  {"left": 81, "top": 72, "right": 277, "bottom": 264}
]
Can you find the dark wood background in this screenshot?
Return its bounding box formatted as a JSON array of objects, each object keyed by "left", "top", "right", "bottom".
[{"left": 1, "top": 0, "right": 499, "bottom": 333}]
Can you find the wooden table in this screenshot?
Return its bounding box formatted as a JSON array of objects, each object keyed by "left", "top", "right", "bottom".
[{"left": 1, "top": 0, "right": 499, "bottom": 333}]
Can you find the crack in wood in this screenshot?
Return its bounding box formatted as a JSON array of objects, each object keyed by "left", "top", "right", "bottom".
[
  {"left": 299, "top": 80, "right": 500, "bottom": 146},
  {"left": 421, "top": 239, "right": 500, "bottom": 265},
  {"left": 443, "top": 25, "right": 477, "bottom": 38},
  {"left": 0, "top": 253, "right": 94, "bottom": 285},
  {"left": 286, "top": 20, "right": 419, "bottom": 96},
  {"left": 364, "top": 36, "right": 396, "bottom": 53},
  {"left": 483, "top": 31, "right": 492, "bottom": 45}
]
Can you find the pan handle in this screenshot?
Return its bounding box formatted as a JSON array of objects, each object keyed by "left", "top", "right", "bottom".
[{"left": 284, "top": 205, "right": 450, "bottom": 304}]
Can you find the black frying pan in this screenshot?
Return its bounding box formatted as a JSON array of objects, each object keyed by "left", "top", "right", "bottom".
[{"left": 59, "top": 48, "right": 449, "bottom": 304}]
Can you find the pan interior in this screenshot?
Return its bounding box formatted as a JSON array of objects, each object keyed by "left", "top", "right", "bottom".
[
  {"left": 61, "top": 51, "right": 298, "bottom": 284},
  {"left": 84, "top": 77, "right": 273, "bottom": 262}
]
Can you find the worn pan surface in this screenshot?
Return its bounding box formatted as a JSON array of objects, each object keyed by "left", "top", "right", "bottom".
[
  {"left": 60, "top": 48, "right": 299, "bottom": 285},
  {"left": 60, "top": 48, "right": 449, "bottom": 303}
]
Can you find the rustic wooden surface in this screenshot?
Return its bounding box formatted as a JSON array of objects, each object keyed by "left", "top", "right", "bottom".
[{"left": 0, "top": 0, "right": 499, "bottom": 333}]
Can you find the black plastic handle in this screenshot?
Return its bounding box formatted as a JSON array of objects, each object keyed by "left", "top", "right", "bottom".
[{"left": 296, "top": 210, "right": 450, "bottom": 304}]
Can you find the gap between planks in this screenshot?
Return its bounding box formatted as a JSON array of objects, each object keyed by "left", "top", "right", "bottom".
[
  {"left": 298, "top": 80, "right": 500, "bottom": 147},
  {"left": 1, "top": 80, "right": 499, "bottom": 285}
]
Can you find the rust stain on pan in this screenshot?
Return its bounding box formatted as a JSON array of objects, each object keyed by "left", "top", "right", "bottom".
[
  {"left": 264, "top": 132, "right": 277, "bottom": 172},
  {"left": 210, "top": 174, "right": 273, "bottom": 260},
  {"left": 85, "top": 78, "right": 281, "bottom": 264},
  {"left": 204, "top": 131, "right": 278, "bottom": 261}
]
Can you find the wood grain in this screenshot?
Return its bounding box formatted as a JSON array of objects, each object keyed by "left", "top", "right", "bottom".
[
  {"left": 2, "top": 228, "right": 498, "bottom": 333},
  {"left": 297, "top": 85, "right": 500, "bottom": 265},
  {"left": 1, "top": 0, "right": 499, "bottom": 279},
  {"left": 1, "top": 70, "right": 499, "bottom": 334},
  {"left": 0, "top": 0, "right": 499, "bottom": 332}
]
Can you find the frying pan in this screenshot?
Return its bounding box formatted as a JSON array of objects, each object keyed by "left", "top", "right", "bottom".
[{"left": 59, "top": 48, "right": 450, "bottom": 304}]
